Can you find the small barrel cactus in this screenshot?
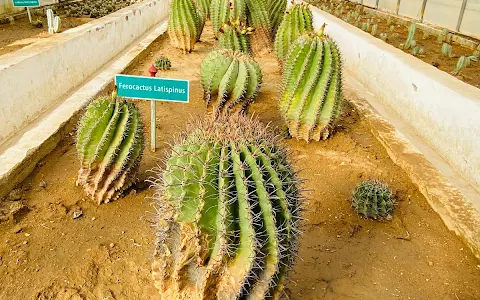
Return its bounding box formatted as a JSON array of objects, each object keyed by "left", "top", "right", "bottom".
[
  {"left": 280, "top": 26, "right": 343, "bottom": 141},
  {"left": 211, "top": 0, "right": 247, "bottom": 37},
  {"left": 351, "top": 180, "right": 395, "bottom": 219},
  {"left": 154, "top": 56, "right": 172, "bottom": 71},
  {"left": 274, "top": 3, "right": 313, "bottom": 62},
  {"left": 218, "top": 18, "right": 255, "bottom": 53},
  {"left": 151, "top": 115, "right": 303, "bottom": 300},
  {"left": 168, "top": 0, "right": 202, "bottom": 53},
  {"left": 201, "top": 49, "right": 262, "bottom": 116},
  {"left": 76, "top": 94, "right": 145, "bottom": 204}
]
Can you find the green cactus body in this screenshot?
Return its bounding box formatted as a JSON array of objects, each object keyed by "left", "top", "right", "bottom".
[
  {"left": 201, "top": 49, "right": 262, "bottom": 116},
  {"left": 246, "top": 0, "right": 273, "bottom": 49},
  {"left": 193, "top": 0, "right": 211, "bottom": 20},
  {"left": 151, "top": 116, "right": 302, "bottom": 300},
  {"left": 274, "top": 3, "right": 313, "bottom": 62},
  {"left": 218, "top": 19, "right": 254, "bottom": 53},
  {"left": 352, "top": 180, "right": 395, "bottom": 219},
  {"left": 280, "top": 30, "right": 343, "bottom": 142},
  {"left": 76, "top": 96, "right": 144, "bottom": 204},
  {"left": 267, "top": 0, "right": 287, "bottom": 34},
  {"left": 168, "top": 0, "right": 201, "bottom": 53},
  {"left": 154, "top": 56, "right": 172, "bottom": 71},
  {"left": 211, "top": 0, "right": 247, "bottom": 37}
]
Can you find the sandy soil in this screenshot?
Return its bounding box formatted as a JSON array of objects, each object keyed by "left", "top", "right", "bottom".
[
  {"left": 0, "top": 24, "right": 479, "bottom": 300},
  {"left": 310, "top": 0, "right": 480, "bottom": 89}
]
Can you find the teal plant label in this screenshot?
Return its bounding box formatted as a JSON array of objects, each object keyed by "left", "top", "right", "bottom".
[
  {"left": 115, "top": 74, "right": 189, "bottom": 103},
  {"left": 12, "top": 0, "right": 40, "bottom": 7}
]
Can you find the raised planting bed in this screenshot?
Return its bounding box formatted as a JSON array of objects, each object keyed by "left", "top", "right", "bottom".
[
  {"left": 0, "top": 22, "right": 479, "bottom": 299},
  {"left": 308, "top": 0, "right": 480, "bottom": 89},
  {"left": 0, "top": 0, "right": 141, "bottom": 56}
]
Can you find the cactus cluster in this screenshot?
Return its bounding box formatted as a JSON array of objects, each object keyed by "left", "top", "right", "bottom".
[
  {"left": 218, "top": 18, "right": 255, "bottom": 53},
  {"left": 211, "top": 0, "right": 247, "bottom": 37},
  {"left": 267, "top": 0, "right": 287, "bottom": 34},
  {"left": 76, "top": 95, "right": 145, "bottom": 204},
  {"left": 154, "top": 56, "right": 172, "bottom": 71},
  {"left": 351, "top": 180, "right": 395, "bottom": 219},
  {"left": 168, "top": 0, "right": 203, "bottom": 53},
  {"left": 280, "top": 27, "right": 343, "bottom": 142},
  {"left": 152, "top": 115, "right": 302, "bottom": 300},
  {"left": 274, "top": 3, "right": 313, "bottom": 62},
  {"left": 201, "top": 49, "right": 262, "bottom": 116}
]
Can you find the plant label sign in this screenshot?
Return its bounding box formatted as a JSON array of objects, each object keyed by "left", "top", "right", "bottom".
[
  {"left": 115, "top": 74, "right": 189, "bottom": 103},
  {"left": 12, "top": 0, "right": 40, "bottom": 7}
]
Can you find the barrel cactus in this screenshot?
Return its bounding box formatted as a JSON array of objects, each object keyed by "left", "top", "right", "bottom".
[
  {"left": 76, "top": 95, "right": 145, "bottom": 204},
  {"left": 280, "top": 26, "right": 343, "bottom": 141},
  {"left": 267, "top": 0, "right": 287, "bottom": 34},
  {"left": 351, "top": 180, "right": 395, "bottom": 219},
  {"left": 151, "top": 115, "right": 303, "bottom": 300},
  {"left": 193, "top": 0, "right": 211, "bottom": 20},
  {"left": 246, "top": 0, "right": 273, "bottom": 50},
  {"left": 168, "top": 0, "right": 202, "bottom": 53},
  {"left": 211, "top": 0, "right": 247, "bottom": 37},
  {"left": 274, "top": 3, "right": 313, "bottom": 62},
  {"left": 201, "top": 49, "right": 262, "bottom": 116},
  {"left": 154, "top": 56, "right": 172, "bottom": 71},
  {"left": 218, "top": 18, "right": 254, "bottom": 53}
]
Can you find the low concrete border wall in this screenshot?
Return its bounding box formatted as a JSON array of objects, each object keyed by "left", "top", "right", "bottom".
[
  {"left": 301, "top": 2, "right": 480, "bottom": 194},
  {"left": 0, "top": 0, "right": 169, "bottom": 145}
]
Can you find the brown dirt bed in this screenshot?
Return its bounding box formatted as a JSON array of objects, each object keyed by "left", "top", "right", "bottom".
[
  {"left": 0, "top": 24, "right": 479, "bottom": 300},
  {"left": 310, "top": 0, "right": 480, "bottom": 89}
]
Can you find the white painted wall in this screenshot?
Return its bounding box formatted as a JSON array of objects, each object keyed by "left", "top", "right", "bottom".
[
  {"left": 423, "top": 0, "right": 462, "bottom": 31},
  {"left": 305, "top": 3, "right": 480, "bottom": 193},
  {"left": 398, "top": 0, "right": 424, "bottom": 20},
  {"left": 377, "top": 0, "right": 398, "bottom": 13},
  {"left": 0, "top": 0, "right": 169, "bottom": 145},
  {"left": 461, "top": 0, "right": 480, "bottom": 38}
]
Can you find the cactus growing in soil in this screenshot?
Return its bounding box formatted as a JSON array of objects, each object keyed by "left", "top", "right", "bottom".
[
  {"left": 267, "top": 0, "right": 287, "bottom": 34},
  {"left": 76, "top": 94, "right": 145, "bottom": 204},
  {"left": 168, "top": 0, "right": 202, "bottom": 53},
  {"left": 441, "top": 43, "right": 452, "bottom": 57},
  {"left": 211, "top": 0, "right": 247, "bottom": 37},
  {"left": 151, "top": 115, "right": 303, "bottom": 300},
  {"left": 201, "top": 49, "right": 262, "bottom": 116},
  {"left": 218, "top": 19, "right": 254, "bottom": 53},
  {"left": 274, "top": 3, "right": 313, "bottom": 62},
  {"left": 154, "top": 56, "right": 172, "bottom": 71},
  {"left": 280, "top": 26, "right": 343, "bottom": 142},
  {"left": 193, "top": 0, "right": 211, "bottom": 20},
  {"left": 351, "top": 180, "right": 395, "bottom": 219}
]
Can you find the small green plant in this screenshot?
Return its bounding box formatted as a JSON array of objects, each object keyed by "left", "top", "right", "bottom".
[
  {"left": 411, "top": 45, "right": 424, "bottom": 56},
  {"left": 437, "top": 28, "right": 448, "bottom": 43},
  {"left": 218, "top": 19, "right": 254, "bottom": 53},
  {"left": 370, "top": 24, "right": 377, "bottom": 36},
  {"left": 201, "top": 49, "right": 262, "bottom": 116},
  {"left": 379, "top": 33, "right": 388, "bottom": 41},
  {"left": 352, "top": 180, "right": 395, "bottom": 220},
  {"left": 152, "top": 115, "right": 302, "bottom": 300},
  {"left": 31, "top": 19, "right": 43, "bottom": 28},
  {"left": 154, "top": 56, "right": 172, "bottom": 71},
  {"left": 280, "top": 27, "right": 343, "bottom": 142},
  {"left": 441, "top": 43, "right": 452, "bottom": 58},
  {"left": 76, "top": 94, "right": 145, "bottom": 204},
  {"left": 400, "top": 22, "right": 417, "bottom": 50},
  {"left": 361, "top": 22, "right": 370, "bottom": 31},
  {"left": 452, "top": 55, "right": 478, "bottom": 75}
]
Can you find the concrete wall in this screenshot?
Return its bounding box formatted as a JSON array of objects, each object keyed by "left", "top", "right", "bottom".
[
  {"left": 303, "top": 2, "right": 480, "bottom": 193},
  {"left": 0, "top": 0, "right": 169, "bottom": 146}
]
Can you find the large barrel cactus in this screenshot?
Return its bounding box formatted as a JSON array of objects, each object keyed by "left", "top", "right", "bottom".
[
  {"left": 280, "top": 27, "right": 343, "bottom": 141},
  {"left": 76, "top": 95, "right": 145, "bottom": 204},
  {"left": 218, "top": 18, "right": 254, "bottom": 53},
  {"left": 151, "top": 115, "right": 302, "bottom": 300},
  {"left": 211, "top": 0, "right": 247, "bottom": 37},
  {"left": 274, "top": 3, "right": 313, "bottom": 62},
  {"left": 201, "top": 49, "right": 262, "bottom": 116},
  {"left": 168, "top": 0, "right": 202, "bottom": 53}
]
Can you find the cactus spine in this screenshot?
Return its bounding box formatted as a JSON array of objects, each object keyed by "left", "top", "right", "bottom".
[
  {"left": 152, "top": 115, "right": 302, "bottom": 300},
  {"left": 218, "top": 18, "right": 254, "bottom": 53},
  {"left": 211, "top": 0, "right": 247, "bottom": 37},
  {"left": 201, "top": 49, "right": 262, "bottom": 116},
  {"left": 352, "top": 180, "right": 395, "bottom": 219},
  {"left": 274, "top": 3, "right": 313, "bottom": 62},
  {"left": 280, "top": 27, "right": 343, "bottom": 142},
  {"left": 76, "top": 95, "right": 145, "bottom": 204},
  {"left": 168, "top": 0, "right": 202, "bottom": 53}
]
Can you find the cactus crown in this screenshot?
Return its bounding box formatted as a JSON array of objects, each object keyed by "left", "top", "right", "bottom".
[
  {"left": 154, "top": 56, "right": 172, "bottom": 71},
  {"left": 201, "top": 49, "right": 262, "bottom": 117},
  {"left": 152, "top": 115, "right": 303, "bottom": 300},
  {"left": 76, "top": 95, "right": 145, "bottom": 204},
  {"left": 351, "top": 180, "right": 395, "bottom": 219},
  {"left": 280, "top": 27, "right": 343, "bottom": 141},
  {"left": 218, "top": 18, "right": 255, "bottom": 53},
  {"left": 274, "top": 3, "right": 314, "bottom": 62}
]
